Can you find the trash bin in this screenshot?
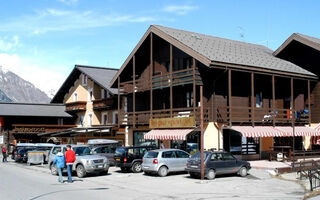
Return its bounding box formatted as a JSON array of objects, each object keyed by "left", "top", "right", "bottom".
[{"left": 27, "top": 151, "right": 45, "bottom": 165}]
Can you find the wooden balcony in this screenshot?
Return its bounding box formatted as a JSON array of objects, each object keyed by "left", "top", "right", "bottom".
[
  {"left": 216, "top": 106, "right": 310, "bottom": 125},
  {"left": 120, "top": 68, "right": 202, "bottom": 93},
  {"left": 92, "top": 98, "right": 115, "bottom": 110},
  {"left": 119, "top": 107, "right": 210, "bottom": 126},
  {"left": 65, "top": 101, "right": 87, "bottom": 112}
]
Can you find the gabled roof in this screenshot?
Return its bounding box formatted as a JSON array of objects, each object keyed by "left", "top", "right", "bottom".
[
  {"left": 0, "top": 102, "right": 71, "bottom": 117},
  {"left": 274, "top": 33, "right": 320, "bottom": 56},
  {"left": 110, "top": 25, "right": 316, "bottom": 87},
  {"left": 51, "top": 65, "right": 118, "bottom": 103}
]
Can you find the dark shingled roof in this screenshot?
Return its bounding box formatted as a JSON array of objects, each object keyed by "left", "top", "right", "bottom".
[
  {"left": 51, "top": 65, "right": 118, "bottom": 103},
  {"left": 153, "top": 25, "right": 315, "bottom": 77},
  {"left": 0, "top": 102, "right": 71, "bottom": 117}
]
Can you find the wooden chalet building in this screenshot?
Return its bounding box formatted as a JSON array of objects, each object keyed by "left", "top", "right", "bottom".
[
  {"left": 110, "top": 25, "right": 320, "bottom": 159},
  {"left": 46, "top": 65, "right": 125, "bottom": 144},
  {"left": 0, "top": 102, "right": 75, "bottom": 145}
]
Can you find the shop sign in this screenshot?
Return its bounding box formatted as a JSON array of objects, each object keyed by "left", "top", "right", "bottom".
[
  {"left": 13, "top": 127, "right": 46, "bottom": 133},
  {"left": 149, "top": 117, "right": 195, "bottom": 129}
]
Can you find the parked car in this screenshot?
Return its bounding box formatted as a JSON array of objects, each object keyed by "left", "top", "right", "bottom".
[
  {"left": 48, "top": 144, "right": 109, "bottom": 178},
  {"left": 114, "top": 145, "right": 157, "bottom": 173},
  {"left": 142, "top": 149, "right": 190, "bottom": 177},
  {"left": 14, "top": 143, "right": 36, "bottom": 162},
  {"left": 185, "top": 151, "right": 251, "bottom": 180},
  {"left": 88, "top": 139, "right": 120, "bottom": 166}
]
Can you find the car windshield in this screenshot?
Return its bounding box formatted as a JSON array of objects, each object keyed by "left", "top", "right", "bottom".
[
  {"left": 73, "top": 147, "right": 92, "bottom": 156},
  {"left": 144, "top": 151, "right": 158, "bottom": 158},
  {"left": 190, "top": 151, "right": 209, "bottom": 160},
  {"left": 115, "top": 147, "right": 126, "bottom": 156}
]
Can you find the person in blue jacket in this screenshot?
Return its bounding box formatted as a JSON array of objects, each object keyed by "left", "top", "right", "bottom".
[{"left": 53, "top": 149, "right": 66, "bottom": 183}]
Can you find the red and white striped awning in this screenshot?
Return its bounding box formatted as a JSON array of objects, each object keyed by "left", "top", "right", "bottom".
[
  {"left": 229, "top": 126, "right": 288, "bottom": 138},
  {"left": 275, "top": 126, "right": 320, "bottom": 136},
  {"left": 144, "top": 129, "right": 194, "bottom": 141}
]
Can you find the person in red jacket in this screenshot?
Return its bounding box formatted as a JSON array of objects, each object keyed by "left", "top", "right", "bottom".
[
  {"left": 65, "top": 145, "right": 76, "bottom": 183},
  {"left": 2, "top": 146, "right": 7, "bottom": 162}
]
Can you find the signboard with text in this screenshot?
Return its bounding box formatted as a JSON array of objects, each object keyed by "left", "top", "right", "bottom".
[{"left": 149, "top": 117, "right": 195, "bottom": 129}]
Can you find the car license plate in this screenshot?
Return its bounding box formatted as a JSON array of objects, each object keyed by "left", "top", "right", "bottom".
[
  {"left": 190, "top": 165, "right": 198, "bottom": 168},
  {"left": 116, "top": 158, "right": 120, "bottom": 161},
  {"left": 97, "top": 165, "right": 103, "bottom": 168}
]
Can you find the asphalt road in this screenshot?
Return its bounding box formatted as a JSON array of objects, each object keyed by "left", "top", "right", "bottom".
[{"left": 0, "top": 160, "right": 306, "bottom": 200}]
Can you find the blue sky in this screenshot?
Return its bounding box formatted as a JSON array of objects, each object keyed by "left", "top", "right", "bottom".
[{"left": 0, "top": 0, "right": 319, "bottom": 96}]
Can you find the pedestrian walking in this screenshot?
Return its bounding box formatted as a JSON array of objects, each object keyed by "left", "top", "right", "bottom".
[
  {"left": 160, "top": 141, "right": 165, "bottom": 149},
  {"left": 2, "top": 146, "right": 7, "bottom": 162},
  {"left": 53, "top": 149, "right": 65, "bottom": 183},
  {"left": 65, "top": 145, "right": 76, "bottom": 183}
]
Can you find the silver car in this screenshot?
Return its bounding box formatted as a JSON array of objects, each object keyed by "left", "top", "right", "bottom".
[
  {"left": 142, "top": 149, "right": 190, "bottom": 177},
  {"left": 48, "top": 145, "right": 109, "bottom": 178}
]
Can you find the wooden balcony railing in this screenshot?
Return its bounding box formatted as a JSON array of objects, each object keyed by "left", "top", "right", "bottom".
[
  {"left": 120, "top": 68, "right": 202, "bottom": 93},
  {"left": 65, "top": 101, "right": 87, "bottom": 112},
  {"left": 216, "top": 106, "right": 310, "bottom": 124},
  {"left": 92, "top": 98, "right": 115, "bottom": 110},
  {"left": 118, "top": 107, "right": 210, "bottom": 126}
]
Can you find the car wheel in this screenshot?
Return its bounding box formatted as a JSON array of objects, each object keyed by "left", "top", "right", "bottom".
[
  {"left": 51, "top": 164, "right": 58, "bottom": 176},
  {"left": 239, "top": 167, "right": 248, "bottom": 177},
  {"left": 132, "top": 162, "right": 142, "bottom": 173},
  {"left": 189, "top": 172, "right": 198, "bottom": 179},
  {"left": 158, "top": 166, "right": 168, "bottom": 177},
  {"left": 76, "top": 164, "right": 87, "bottom": 178},
  {"left": 206, "top": 169, "right": 216, "bottom": 180}
]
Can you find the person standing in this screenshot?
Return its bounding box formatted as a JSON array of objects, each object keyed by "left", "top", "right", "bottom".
[
  {"left": 65, "top": 145, "right": 76, "bottom": 183},
  {"left": 2, "top": 146, "right": 7, "bottom": 162},
  {"left": 53, "top": 149, "right": 65, "bottom": 183},
  {"left": 160, "top": 141, "right": 165, "bottom": 149}
]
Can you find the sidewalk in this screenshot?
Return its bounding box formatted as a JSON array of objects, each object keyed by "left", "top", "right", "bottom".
[{"left": 249, "top": 160, "right": 291, "bottom": 170}]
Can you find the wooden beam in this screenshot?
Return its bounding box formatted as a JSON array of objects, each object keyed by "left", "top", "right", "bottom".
[
  {"left": 170, "top": 44, "right": 173, "bottom": 118},
  {"left": 251, "top": 72, "right": 255, "bottom": 126},
  {"left": 118, "top": 76, "right": 120, "bottom": 128},
  {"left": 291, "top": 78, "right": 294, "bottom": 124},
  {"left": 308, "top": 80, "right": 311, "bottom": 124},
  {"left": 228, "top": 69, "right": 232, "bottom": 126},
  {"left": 150, "top": 33, "right": 153, "bottom": 118},
  {"left": 200, "top": 85, "right": 204, "bottom": 180},
  {"left": 133, "top": 56, "right": 136, "bottom": 128},
  {"left": 272, "top": 75, "right": 275, "bottom": 126},
  {"left": 193, "top": 58, "right": 196, "bottom": 117}
]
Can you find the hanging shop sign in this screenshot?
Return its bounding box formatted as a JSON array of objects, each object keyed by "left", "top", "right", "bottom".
[{"left": 149, "top": 117, "right": 195, "bottom": 129}]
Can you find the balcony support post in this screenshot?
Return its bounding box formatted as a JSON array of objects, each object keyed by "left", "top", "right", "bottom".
[
  {"left": 133, "top": 55, "right": 136, "bottom": 128},
  {"left": 193, "top": 58, "right": 196, "bottom": 119},
  {"left": 150, "top": 33, "right": 153, "bottom": 119},
  {"left": 170, "top": 44, "right": 173, "bottom": 118},
  {"left": 272, "top": 75, "right": 275, "bottom": 126},
  {"left": 118, "top": 76, "right": 120, "bottom": 128},
  {"left": 291, "top": 78, "right": 295, "bottom": 153},
  {"left": 228, "top": 69, "right": 232, "bottom": 126},
  {"left": 308, "top": 80, "right": 311, "bottom": 125},
  {"left": 251, "top": 72, "right": 255, "bottom": 126}
]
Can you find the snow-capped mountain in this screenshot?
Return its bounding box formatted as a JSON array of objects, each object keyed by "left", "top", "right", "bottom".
[{"left": 0, "top": 66, "right": 51, "bottom": 103}]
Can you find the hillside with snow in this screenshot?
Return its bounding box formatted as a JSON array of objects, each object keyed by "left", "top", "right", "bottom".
[{"left": 0, "top": 66, "right": 51, "bottom": 103}]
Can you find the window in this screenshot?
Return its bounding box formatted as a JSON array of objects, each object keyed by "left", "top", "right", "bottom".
[
  {"left": 223, "top": 153, "right": 236, "bottom": 160},
  {"left": 79, "top": 115, "right": 84, "bottom": 126},
  {"left": 101, "top": 89, "right": 105, "bottom": 99},
  {"left": 139, "top": 148, "right": 148, "bottom": 156},
  {"left": 128, "top": 148, "right": 140, "bottom": 156},
  {"left": 58, "top": 118, "right": 63, "bottom": 125},
  {"left": 93, "top": 147, "right": 102, "bottom": 154},
  {"left": 52, "top": 147, "right": 63, "bottom": 155},
  {"left": 210, "top": 153, "right": 222, "bottom": 161},
  {"left": 256, "top": 92, "right": 262, "bottom": 108},
  {"left": 112, "top": 111, "right": 118, "bottom": 124},
  {"left": 82, "top": 74, "right": 88, "bottom": 86},
  {"left": 175, "top": 151, "right": 189, "bottom": 158},
  {"left": 88, "top": 88, "right": 93, "bottom": 102},
  {"left": 101, "top": 113, "right": 108, "bottom": 125},
  {"left": 186, "top": 91, "right": 193, "bottom": 107},
  {"left": 73, "top": 92, "right": 78, "bottom": 102},
  {"left": 88, "top": 113, "right": 93, "bottom": 126},
  {"left": 162, "top": 151, "right": 176, "bottom": 158}
]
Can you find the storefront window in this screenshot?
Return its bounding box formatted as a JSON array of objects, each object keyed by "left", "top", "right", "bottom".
[
  {"left": 133, "top": 131, "right": 157, "bottom": 146},
  {"left": 242, "top": 137, "right": 260, "bottom": 155}
]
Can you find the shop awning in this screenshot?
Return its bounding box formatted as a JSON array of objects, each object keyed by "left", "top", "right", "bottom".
[
  {"left": 144, "top": 129, "right": 194, "bottom": 140},
  {"left": 229, "top": 126, "right": 288, "bottom": 137},
  {"left": 275, "top": 126, "right": 320, "bottom": 136}
]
